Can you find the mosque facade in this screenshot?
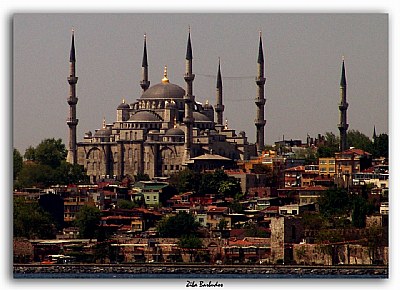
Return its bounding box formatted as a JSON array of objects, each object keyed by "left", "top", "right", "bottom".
[{"left": 66, "top": 30, "right": 267, "bottom": 182}]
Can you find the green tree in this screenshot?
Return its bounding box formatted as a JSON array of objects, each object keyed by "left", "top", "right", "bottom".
[
  {"left": 218, "top": 218, "right": 229, "bottom": 231},
  {"left": 318, "top": 187, "right": 350, "bottom": 218},
  {"left": 178, "top": 235, "right": 203, "bottom": 262},
  {"left": 14, "top": 163, "right": 55, "bottom": 189},
  {"left": 24, "top": 146, "right": 36, "bottom": 161},
  {"left": 351, "top": 195, "right": 368, "bottom": 228},
  {"left": 117, "top": 199, "right": 138, "bottom": 210},
  {"left": 35, "top": 138, "right": 67, "bottom": 169},
  {"left": 347, "top": 130, "right": 373, "bottom": 153},
  {"left": 301, "top": 212, "right": 328, "bottom": 232},
  {"left": 74, "top": 205, "right": 101, "bottom": 239},
  {"left": 13, "top": 148, "right": 23, "bottom": 180},
  {"left": 157, "top": 212, "right": 200, "bottom": 238},
  {"left": 218, "top": 179, "right": 242, "bottom": 198},
  {"left": 228, "top": 200, "right": 244, "bottom": 214},
  {"left": 169, "top": 169, "right": 201, "bottom": 194},
  {"left": 197, "top": 169, "right": 242, "bottom": 197},
  {"left": 13, "top": 198, "right": 56, "bottom": 239},
  {"left": 244, "top": 222, "right": 268, "bottom": 237},
  {"left": 134, "top": 173, "right": 150, "bottom": 182},
  {"left": 317, "top": 132, "right": 339, "bottom": 157},
  {"left": 15, "top": 139, "right": 88, "bottom": 188},
  {"left": 372, "top": 133, "right": 388, "bottom": 158},
  {"left": 54, "top": 161, "right": 89, "bottom": 185}
]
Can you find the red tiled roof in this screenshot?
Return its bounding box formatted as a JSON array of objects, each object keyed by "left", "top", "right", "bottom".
[
  {"left": 207, "top": 206, "right": 228, "bottom": 213},
  {"left": 341, "top": 148, "right": 371, "bottom": 156},
  {"left": 285, "top": 166, "right": 305, "bottom": 172}
]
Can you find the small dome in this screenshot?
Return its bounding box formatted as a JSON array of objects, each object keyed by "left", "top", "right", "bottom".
[
  {"left": 141, "top": 82, "right": 185, "bottom": 100},
  {"left": 118, "top": 102, "right": 130, "bottom": 109},
  {"left": 165, "top": 127, "right": 185, "bottom": 136},
  {"left": 117, "top": 99, "right": 130, "bottom": 109},
  {"left": 129, "top": 110, "right": 163, "bottom": 122},
  {"left": 193, "top": 111, "right": 212, "bottom": 122}
]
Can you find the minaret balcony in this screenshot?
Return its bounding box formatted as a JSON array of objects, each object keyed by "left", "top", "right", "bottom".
[
  {"left": 215, "top": 104, "right": 224, "bottom": 112},
  {"left": 184, "top": 94, "right": 194, "bottom": 102},
  {"left": 184, "top": 73, "right": 195, "bottom": 82},
  {"left": 338, "top": 103, "right": 348, "bottom": 110},
  {"left": 254, "top": 119, "right": 266, "bottom": 126},
  {"left": 256, "top": 77, "right": 266, "bottom": 86},
  {"left": 67, "top": 97, "right": 78, "bottom": 105},
  {"left": 337, "top": 124, "right": 349, "bottom": 130},
  {"left": 67, "top": 76, "right": 78, "bottom": 85},
  {"left": 254, "top": 98, "right": 266, "bottom": 106},
  {"left": 67, "top": 118, "right": 79, "bottom": 126},
  {"left": 140, "top": 80, "right": 150, "bottom": 89}
]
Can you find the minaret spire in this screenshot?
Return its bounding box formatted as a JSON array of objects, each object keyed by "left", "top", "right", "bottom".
[
  {"left": 140, "top": 33, "right": 150, "bottom": 92},
  {"left": 66, "top": 28, "right": 79, "bottom": 164},
  {"left": 338, "top": 56, "right": 349, "bottom": 151},
  {"left": 215, "top": 57, "right": 224, "bottom": 125},
  {"left": 255, "top": 31, "right": 266, "bottom": 154},
  {"left": 183, "top": 27, "right": 195, "bottom": 160}
]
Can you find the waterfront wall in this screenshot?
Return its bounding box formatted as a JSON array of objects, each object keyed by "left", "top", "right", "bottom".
[{"left": 292, "top": 244, "right": 389, "bottom": 265}]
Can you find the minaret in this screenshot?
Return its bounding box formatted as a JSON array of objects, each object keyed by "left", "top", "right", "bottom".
[
  {"left": 140, "top": 33, "right": 150, "bottom": 92},
  {"left": 373, "top": 125, "right": 377, "bottom": 143},
  {"left": 338, "top": 56, "right": 349, "bottom": 152},
  {"left": 215, "top": 58, "right": 224, "bottom": 125},
  {"left": 66, "top": 28, "right": 79, "bottom": 164},
  {"left": 183, "top": 27, "right": 195, "bottom": 159},
  {"left": 255, "top": 31, "right": 266, "bottom": 154}
]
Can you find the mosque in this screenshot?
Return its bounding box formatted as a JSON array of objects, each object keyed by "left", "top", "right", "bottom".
[{"left": 66, "top": 29, "right": 266, "bottom": 182}]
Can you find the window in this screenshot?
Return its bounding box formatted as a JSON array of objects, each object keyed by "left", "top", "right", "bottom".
[
  {"left": 292, "top": 210, "right": 298, "bottom": 215},
  {"left": 319, "top": 160, "right": 327, "bottom": 165}
]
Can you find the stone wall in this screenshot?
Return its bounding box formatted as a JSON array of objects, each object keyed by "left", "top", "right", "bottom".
[{"left": 293, "top": 244, "right": 389, "bottom": 265}]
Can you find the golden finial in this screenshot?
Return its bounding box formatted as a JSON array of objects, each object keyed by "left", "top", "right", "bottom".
[
  {"left": 205, "top": 99, "right": 209, "bottom": 105},
  {"left": 122, "top": 98, "right": 125, "bottom": 104},
  {"left": 188, "top": 25, "right": 191, "bottom": 34},
  {"left": 225, "top": 119, "right": 228, "bottom": 129},
  {"left": 162, "top": 65, "right": 169, "bottom": 83},
  {"left": 102, "top": 117, "right": 106, "bottom": 128},
  {"left": 72, "top": 27, "right": 75, "bottom": 35},
  {"left": 342, "top": 55, "right": 345, "bottom": 61},
  {"left": 144, "top": 33, "right": 146, "bottom": 40},
  {"left": 259, "top": 29, "right": 262, "bottom": 38}
]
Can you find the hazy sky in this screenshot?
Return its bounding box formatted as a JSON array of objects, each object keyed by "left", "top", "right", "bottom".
[{"left": 13, "top": 13, "right": 388, "bottom": 153}]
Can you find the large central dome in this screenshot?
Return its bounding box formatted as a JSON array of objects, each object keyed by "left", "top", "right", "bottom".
[
  {"left": 141, "top": 65, "right": 185, "bottom": 100},
  {"left": 141, "top": 82, "right": 185, "bottom": 100}
]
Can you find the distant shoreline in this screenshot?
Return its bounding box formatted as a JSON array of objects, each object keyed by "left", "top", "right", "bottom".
[{"left": 13, "top": 264, "right": 388, "bottom": 278}]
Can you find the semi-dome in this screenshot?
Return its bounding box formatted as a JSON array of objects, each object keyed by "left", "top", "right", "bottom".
[
  {"left": 165, "top": 127, "right": 185, "bottom": 136},
  {"left": 94, "top": 128, "right": 111, "bottom": 137},
  {"left": 129, "top": 110, "right": 163, "bottom": 122},
  {"left": 193, "top": 111, "right": 212, "bottom": 122}
]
